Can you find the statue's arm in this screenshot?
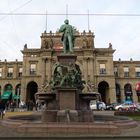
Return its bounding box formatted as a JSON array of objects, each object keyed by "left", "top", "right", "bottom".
[{"left": 59, "top": 25, "right": 66, "bottom": 32}]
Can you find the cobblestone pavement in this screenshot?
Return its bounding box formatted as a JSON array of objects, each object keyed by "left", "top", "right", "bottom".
[{"left": 0, "top": 111, "right": 140, "bottom": 138}]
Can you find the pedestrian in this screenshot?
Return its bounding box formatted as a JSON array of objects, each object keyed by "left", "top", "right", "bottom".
[
  {"left": 96, "top": 100, "right": 100, "bottom": 110},
  {"left": 10, "top": 101, "right": 16, "bottom": 112},
  {"left": 19, "top": 100, "right": 26, "bottom": 112},
  {"left": 0, "top": 100, "right": 5, "bottom": 119}
]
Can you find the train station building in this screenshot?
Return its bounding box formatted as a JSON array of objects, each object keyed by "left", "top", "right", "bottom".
[{"left": 0, "top": 30, "right": 140, "bottom": 104}]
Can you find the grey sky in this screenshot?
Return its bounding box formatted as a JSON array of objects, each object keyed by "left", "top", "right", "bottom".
[{"left": 0, "top": 0, "right": 140, "bottom": 61}]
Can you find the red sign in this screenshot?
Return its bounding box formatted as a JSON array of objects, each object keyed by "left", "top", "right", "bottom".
[{"left": 135, "top": 82, "right": 140, "bottom": 91}]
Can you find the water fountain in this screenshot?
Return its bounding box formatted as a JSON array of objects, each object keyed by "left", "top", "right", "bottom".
[
  {"left": 36, "top": 54, "right": 99, "bottom": 123},
  {"left": 1, "top": 53, "right": 137, "bottom": 137},
  {"left": 0, "top": 20, "right": 138, "bottom": 137}
]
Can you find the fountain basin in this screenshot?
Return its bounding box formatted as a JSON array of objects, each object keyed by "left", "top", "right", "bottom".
[
  {"left": 36, "top": 92, "right": 56, "bottom": 101},
  {"left": 79, "top": 93, "right": 100, "bottom": 101},
  {"left": 1, "top": 112, "right": 137, "bottom": 136}
]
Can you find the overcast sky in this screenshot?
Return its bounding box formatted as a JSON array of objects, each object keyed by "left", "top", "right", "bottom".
[{"left": 0, "top": 0, "right": 140, "bottom": 61}]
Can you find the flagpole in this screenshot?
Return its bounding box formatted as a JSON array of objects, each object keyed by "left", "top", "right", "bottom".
[
  {"left": 45, "top": 10, "right": 47, "bottom": 32},
  {"left": 87, "top": 9, "right": 90, "bottom": 31},
  {"left": 66, "top": 4, "right": 68, "bottom": 19}
]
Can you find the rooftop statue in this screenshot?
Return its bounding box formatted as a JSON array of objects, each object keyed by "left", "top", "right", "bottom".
[{"left": 59, "top": 19, "right": 75, "bottom": 54}]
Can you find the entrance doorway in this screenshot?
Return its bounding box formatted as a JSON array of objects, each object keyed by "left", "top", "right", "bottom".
[
  {"left": 26, "top": 81, "right": 38, "bottom": 103},
  {"left": 98, "top": 81, "right": 109, "bottom": 103},
  {"left": 124, "top": 83, "right": 133, "bottom": 102}
]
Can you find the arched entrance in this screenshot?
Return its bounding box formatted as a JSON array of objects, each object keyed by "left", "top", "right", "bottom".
[
  {"left": 26, "top": 81, "right": 38, "bottom": 103},
  {"left": 124, "top": 83, "right": 133, "bottom": 102},
  {"left": 98, "top": 81, "right": 109, "bottom": 103},
  {"left": 15, "top": 84, "right": 21, "bottom": 96},
  {"left": 1, "top": 84, "right": 13, "bottom": 101}
]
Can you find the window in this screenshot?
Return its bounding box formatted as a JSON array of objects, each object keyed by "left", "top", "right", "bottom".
[
  {"left": 18, "top": 68, "right": 22, "bottom": 77},
  {"left": 30, "top": 64, "right": 36, "bottom": 75},
  {"left": 31, "top": 54, "right": 37, "bottom": 57},
  {"left": 124, "top": 67, "right": 129, "bottom": 77},
  {"left": 99, "top": 64, "right": 106, "bottom": 74},
  {"left": 114, "top": 67, "right": 118, "bottom": 77},
  {"left": 135, "top": 67, "right": 140, "bottom": 77},
  {"left": 0, "top": 68, "right": 2, "bottom": 77},
  {"left": 7, "top": 67, "right": 13, "bottom": 77}
]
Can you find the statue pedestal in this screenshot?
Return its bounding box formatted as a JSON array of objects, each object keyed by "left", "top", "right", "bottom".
[
  {"left": 56, "top": 88, "right": 77, "bottom": 110},
  {"left": 57, "top": 54, "right": 77, "bottom": 66}
]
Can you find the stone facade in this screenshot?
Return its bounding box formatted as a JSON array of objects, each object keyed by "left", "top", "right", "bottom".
[{"left": 0, "top": 31, "right": 140, "bottom": 104}]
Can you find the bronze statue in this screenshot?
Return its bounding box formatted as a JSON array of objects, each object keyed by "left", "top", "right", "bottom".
[
  {"left": 59, "top": 19, "right": 75, "bottom": 54},
  {"left": 51, "top": 62, "right": 84, "bottom": 90}
]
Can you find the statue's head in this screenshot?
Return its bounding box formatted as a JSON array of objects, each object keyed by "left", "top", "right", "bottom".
[{"left": 64, "top": 19, "right": 69, "bottom": 24}]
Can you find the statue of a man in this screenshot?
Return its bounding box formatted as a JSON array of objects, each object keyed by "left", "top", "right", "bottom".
[{"left": 59, "top": 19, "right": 75, "bottom": 54}]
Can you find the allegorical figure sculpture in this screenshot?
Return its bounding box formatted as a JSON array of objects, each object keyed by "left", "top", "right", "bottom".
[
  {"left": 59, "top": 19, "right": 75, "bottom": 54},
  {"left": 51, "top": 62, "right": 84, "bottom": 90}
]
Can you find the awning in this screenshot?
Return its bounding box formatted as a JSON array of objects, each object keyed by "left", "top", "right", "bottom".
[
  {"left": 1, "top": 91, "right": 12, "bottom": 99},
  {"left": 13, "top": 94, "right": 20, "bottom": 100}
]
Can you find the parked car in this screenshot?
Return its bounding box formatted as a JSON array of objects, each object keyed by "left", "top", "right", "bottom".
[
  {"left": 90, "top": 101, "right": 106, "bottom": 110},
  {"left": 115, "top": 102, "right": 137, "bottom": 111},
  {"left": 106, "top": 103, "right": 121, "bottom": 110},
  {"left": 133, "top": 103, "right": 140, "bottom": 111}
]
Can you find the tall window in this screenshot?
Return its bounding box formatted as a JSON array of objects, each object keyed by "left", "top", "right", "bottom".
[
  {"left": 0, "top": 68, "right": 2, "bottom": 77},
  {"left": 124, "top": 67, "right": 129, "bottom": 77},
  {"left": 7, "top": 67, "right": 13, "bottom": 77},
  {"left": 18, "top": 68, "right": 22, "bottom": 77},
  {"left": 114, "top": 67, "right": 118, "bottom": 77},
  {"left": 135, "top": 67, "right": 140, "bottom": 77},
  {"left": 30, "top": 64, "right": 36, "bottom": 75},
  {"left": 99, "top": 64, "right": 106, "bottom": 74}
]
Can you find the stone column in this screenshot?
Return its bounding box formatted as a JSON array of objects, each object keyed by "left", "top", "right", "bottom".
[
  {"left": 87, "top": 57, "right": 94, "bottom": 82},
  {"left": 46, "top": 58, "right": 52, "bottom": 82},
  {"left": 93, "top": 53, "right": 98, "bottom": 92},
  {"left": 3, "top": 63, "right": 7, "bottom": 78},
  {"left": 41, "top": 58, "right": 46, "bottom": 84},
  {"left": 83, "top": 57, "right": 88, "bottom": 82},
  {"left": 20, "top": 80, "right": 27, "bottom": 102},
  {"left": 132, "top": 89, "right": 138, "bottom": 102},
  {"left": 121, "top": 88, "right": 125, "bottom": 102},
  {"left": 109, "top": 87, "right": 117, "bottom": 103}
]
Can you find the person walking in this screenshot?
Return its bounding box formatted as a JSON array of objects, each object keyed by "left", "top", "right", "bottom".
[{"left": 0, "top": 100, "right": 5, "bottom": 119}]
